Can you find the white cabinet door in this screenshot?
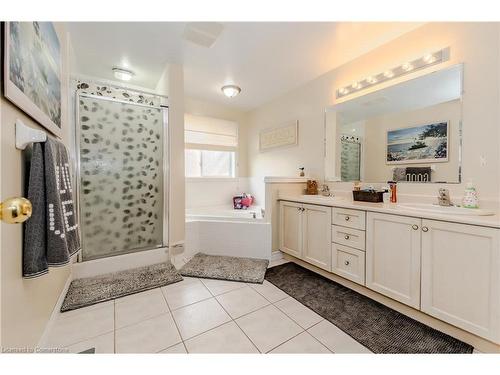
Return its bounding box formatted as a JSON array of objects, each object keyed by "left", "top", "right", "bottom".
[
  {"left": 279, "top": 201, "right": 303, "bottom": 259},
  {"left": 421, "top": 220, "right": 500, "bottom": 343},
  {"left": 302, "top": 204, "right": 332, "bottom": 271},
  {"left": 366, "top": 212, "right": 422, "bottom": 308}
]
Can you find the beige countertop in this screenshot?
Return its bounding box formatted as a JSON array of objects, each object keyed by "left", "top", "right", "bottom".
[{"left": 278, "top": 194, "right": 500, "bottom": 229}]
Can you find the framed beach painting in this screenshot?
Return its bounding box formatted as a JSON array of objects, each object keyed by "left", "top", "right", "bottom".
[
  {"left": 386, "top": 121, "right": 449, "bottom": 164},
  {"left": 4, "top": 22, "right": 62, "bottom": 137}
]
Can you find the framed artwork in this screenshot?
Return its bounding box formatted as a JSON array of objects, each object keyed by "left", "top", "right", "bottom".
[
  {"left": 259, "top": 120, "right": 298, "bottom": 152},
  {"left": 4, "top": 22, "right": 62, "bottom": 136},
  {"left": 386, "top": 121, "right": 448, "bottom": 164}
]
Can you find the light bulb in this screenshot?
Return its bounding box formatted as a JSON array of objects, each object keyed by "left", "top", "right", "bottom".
[
  {"left": 402, "top": 63, "right": 413, "bottom": 72},
  {"left": 366, "top": 76, "right": 377, "bottom": 84},
  {"left": 352, "top": 82, "right": 362, "bottom": 90},
  {"left": 423, "top": 53, "right": 436, "bottom": 64},
  {"left": 383, "top": 70, "right": 394, "bottom": 78},
  {"left": 339, "top": 87, "right": 349, "bottom": 95}
]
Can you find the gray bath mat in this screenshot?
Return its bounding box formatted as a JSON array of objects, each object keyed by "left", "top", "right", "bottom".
[
  {"left": 266, "top": 262, "right": 473, "bottom": 354},
  {"left": 61, "top": 262, "right": 182, "bottom": 312},
  {"left": 180, "top": 253, "right": 269, "bottom": 284}
]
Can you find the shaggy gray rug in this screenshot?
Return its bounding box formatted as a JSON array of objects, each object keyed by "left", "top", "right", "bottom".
[
  {"left": 266, "top": 262, "right": 473, "bottom": 354},
  {"left": 61, "top": 262, "right": 182, "bottom": 312},
  {"left": 180, "top": 253, "right": 269, "bottom": 284}
]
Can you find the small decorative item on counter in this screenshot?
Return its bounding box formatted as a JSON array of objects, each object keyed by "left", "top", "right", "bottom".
[
  {"left": 233, "top": 193, "right": 254, "bottom": 209},
  {"left": 382, "top": 186, "right": 390, "bottom": 203},
  {"left": 353, "top": 189, "right": 385, "bottom": 203},
  {"left": 353, "top": 181, "right": 361, "bottom": 191},
  {"left": 388, "top": 181, "right": 398, "bottom": 203},
  {"left": 462, "top": 181, "right": 479, "bottom": 208},
  {"left": 299, "top": 167, "right": 305, "bottom": 177},
  {"left": 305, "top": 180, "right": 318, "bottom": 195}
]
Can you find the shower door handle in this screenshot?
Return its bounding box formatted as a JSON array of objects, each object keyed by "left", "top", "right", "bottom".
[{"left": 0, "top": 197, "right": 32, "bottom": 224}]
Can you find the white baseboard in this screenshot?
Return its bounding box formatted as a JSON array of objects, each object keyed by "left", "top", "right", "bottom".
[
  {"left": 271, "top": 250, "right": 284, "bottom": 262},
  {"left": 37, "top": 273, "right": 73, "bottom": 348}
]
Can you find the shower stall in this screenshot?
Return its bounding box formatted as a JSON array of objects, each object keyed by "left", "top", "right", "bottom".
[{"left": 75, "top": 83, "right": 168, "bottom": 261}]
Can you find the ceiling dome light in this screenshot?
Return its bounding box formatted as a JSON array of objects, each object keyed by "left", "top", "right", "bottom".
[
  {"left": 221, "top": 85, "right": 241, "bottom": 98},
  {"left": 113, "top": 67, "right": 134, "bottom": 81}
]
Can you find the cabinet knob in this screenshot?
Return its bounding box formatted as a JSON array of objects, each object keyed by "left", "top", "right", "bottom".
[
  {"left": 422, "top": 226, "right": 429, "bottom": 232},
  {"left": 344, "top": 216, "right": 350, "bottom": 221},
  {"left": 344, "top": 260, "right": 350, "bottom": 266},
  {"left": 412, "top": 224, "right": 419, "bottom": 230},
  {"left": 344, "top": 234, "right": 350, "bottom": 240}
]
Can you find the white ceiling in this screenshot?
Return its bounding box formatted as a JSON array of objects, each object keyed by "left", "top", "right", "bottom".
[{"left": 68, "top": 22, "right": 423, "bottom": 110}]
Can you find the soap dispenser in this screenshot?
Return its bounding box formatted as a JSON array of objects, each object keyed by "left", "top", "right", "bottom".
[{"left": 462, "top": 180, "right": 479, "bottom": 208}]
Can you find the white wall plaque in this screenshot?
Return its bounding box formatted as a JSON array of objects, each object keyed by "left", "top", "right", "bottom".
[{"left": 259, "top": 121, "right": 298, "bottom": 152}]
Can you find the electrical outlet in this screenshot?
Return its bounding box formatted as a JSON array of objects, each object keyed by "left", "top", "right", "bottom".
[{"left": 480, "top": 155, "right": 487, "bottom": 167}]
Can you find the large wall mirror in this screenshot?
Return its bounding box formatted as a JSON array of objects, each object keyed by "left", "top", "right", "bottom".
[{"left": 325, "top": 64, "right": 463, "bottom": 184}]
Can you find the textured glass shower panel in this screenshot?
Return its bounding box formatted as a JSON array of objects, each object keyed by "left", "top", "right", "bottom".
[{"left": 79, "top": 96, "right": 163, "bottom": 260}]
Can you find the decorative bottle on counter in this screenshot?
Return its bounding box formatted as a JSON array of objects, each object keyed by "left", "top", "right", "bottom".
[
  {"left": 388, "top": 181, "right": 397, "bottom": 203},
  {"left": 462, "top": 181, "right": 479, "bottom": 208}
]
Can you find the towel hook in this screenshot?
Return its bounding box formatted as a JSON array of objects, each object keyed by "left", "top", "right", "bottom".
[{"left": 15, "top": 119, "right": 47, "bottom": 150}]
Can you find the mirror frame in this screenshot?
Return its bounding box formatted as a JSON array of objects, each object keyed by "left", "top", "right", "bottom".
[{"left": 324, "top": 64, "right": 463, "bottom": 184}]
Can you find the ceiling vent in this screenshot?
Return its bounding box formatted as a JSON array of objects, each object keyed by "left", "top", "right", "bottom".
[{"left": 183, "top": 22, "right": 224, "bottom": 48}]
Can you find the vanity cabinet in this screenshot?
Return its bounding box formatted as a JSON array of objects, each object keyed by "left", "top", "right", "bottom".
[
  {"left": 420, "top": 220, "right": 500, "bottom": 342},
  {"left": 279, "top": 201, "right": 303, "bottom": 258},
  {"left": 279, "top": 201, "right": 331, "bottom": 271},
  {"left": 366, "top": 212, "right": 422, "bottom": 309}
]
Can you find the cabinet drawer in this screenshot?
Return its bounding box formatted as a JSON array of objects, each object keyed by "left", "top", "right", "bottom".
[
  {"left": 332, "top": 243, "right": 365, "bottom": 285},
  {"left": 332, "top": 225, "right": 365, "bottom": 251},
  {"left": 332, "top": 208, "right": 366, "bottom": 230}
]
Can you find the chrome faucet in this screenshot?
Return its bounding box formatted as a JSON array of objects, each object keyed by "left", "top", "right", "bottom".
[
  {"left": 437, "top": 188, "right": 453, "bottom": 206},
  {"left": 320, "top": 184, "right": 333, "bottom": 197}
]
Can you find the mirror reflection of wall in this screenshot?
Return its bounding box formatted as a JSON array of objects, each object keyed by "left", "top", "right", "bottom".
[{"left": 325, "top": 64, "right": 463, "bottom": 184}]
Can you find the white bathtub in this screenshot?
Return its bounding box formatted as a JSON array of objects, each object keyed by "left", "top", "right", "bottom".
[{"left": 185, "top": 205, "right": 271, "bottom": 260}]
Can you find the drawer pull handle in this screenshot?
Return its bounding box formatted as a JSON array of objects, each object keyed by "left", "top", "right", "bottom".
[
  {"left": 344, "top": 260, "right": 350, "bottom": 266},
  {"left": 344, "top": 234, "right": 350, "bottom": 240},
  {"left": 422, "top": 226, "right": 429, "bottom": 232},
  {"left": 344, "top": 216, "right": 350, "bottom": 221},
  {"left": 412, "top": 224, "right": 419, "bottom": 230}
]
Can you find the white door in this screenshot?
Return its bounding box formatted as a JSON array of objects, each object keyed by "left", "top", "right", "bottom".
[
  {"left": 279, "top": 201, "right": 303, "bottom": 259},
  {"left": 421, "top": 219, "right": 500, "bottom": 343},
  {"left": 366, "top": 212, "right": 421, "bottom": 308},
  {"left": 302, "top": 204, "right": 331, "bottom": 271}
]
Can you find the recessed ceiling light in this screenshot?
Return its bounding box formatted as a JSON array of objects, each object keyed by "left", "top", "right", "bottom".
[
  {"left": 113, "top": 67, "right": 134, "bottom": 81},
  {"left": 221, "top": 85, "right": 241, "bottom": 98}
]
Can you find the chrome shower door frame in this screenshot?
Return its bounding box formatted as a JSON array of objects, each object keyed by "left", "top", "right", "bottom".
[{"left": 74, "top": 90, "right": 169, "bottom": 262}]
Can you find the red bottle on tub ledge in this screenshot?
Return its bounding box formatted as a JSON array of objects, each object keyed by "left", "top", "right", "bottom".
[
  {"left": 233, "top": 194, "right": 254, "bottom": 209},
  {"left": 388, "top": 181, "right": 397, "bottom": 203}
]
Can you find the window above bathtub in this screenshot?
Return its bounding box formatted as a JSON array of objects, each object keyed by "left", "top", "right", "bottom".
[{"left": 184, "top": 114, "right": 238, "bottom": 178}]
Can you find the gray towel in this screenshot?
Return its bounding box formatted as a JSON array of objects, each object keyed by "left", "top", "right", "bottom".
[{"left": 23, "top": 138, "right": 81, "bottom": 278}]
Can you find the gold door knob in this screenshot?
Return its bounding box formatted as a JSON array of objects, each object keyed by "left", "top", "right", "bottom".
[{"left": 0, "top": 197, "right": 32, "bottom": 224}]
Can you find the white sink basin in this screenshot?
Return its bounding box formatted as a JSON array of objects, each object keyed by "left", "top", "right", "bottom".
[{"left": 397, "top": 203, "right": 495, "bottom": 216}]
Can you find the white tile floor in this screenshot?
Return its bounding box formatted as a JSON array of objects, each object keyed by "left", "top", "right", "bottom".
[{"left": 44, "top": 261, "right": 374, "bottom": 354}]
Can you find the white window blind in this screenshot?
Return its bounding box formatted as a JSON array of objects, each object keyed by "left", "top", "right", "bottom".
[
  {"left": 184, "top": 114, "right": 238, "bottom": 178},
  {"left": 185, "top": 114, "right": 238, "bottom": 149}
]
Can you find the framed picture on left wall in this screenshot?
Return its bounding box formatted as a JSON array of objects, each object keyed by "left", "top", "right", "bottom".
[{"left": 3, "top": 22, "right": 62, "bottom": 137}]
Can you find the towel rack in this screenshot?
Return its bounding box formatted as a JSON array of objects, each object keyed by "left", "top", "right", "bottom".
[{"left": 15, "top": 119, "right": 47, "bottom": 150}]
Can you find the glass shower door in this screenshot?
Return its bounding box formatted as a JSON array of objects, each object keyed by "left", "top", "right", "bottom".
[{"left": 77, "top": 94, "right": 165, "bottom": 260}]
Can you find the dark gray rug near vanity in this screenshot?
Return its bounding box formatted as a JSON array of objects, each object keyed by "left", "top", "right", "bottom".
[{"left": 266, "top": 262, "right": 473, "bottom": 354}]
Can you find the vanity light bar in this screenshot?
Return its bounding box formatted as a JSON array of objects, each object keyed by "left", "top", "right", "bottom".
[{"left": 336, "top": 47, "right": 450, "bottom": 99}]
